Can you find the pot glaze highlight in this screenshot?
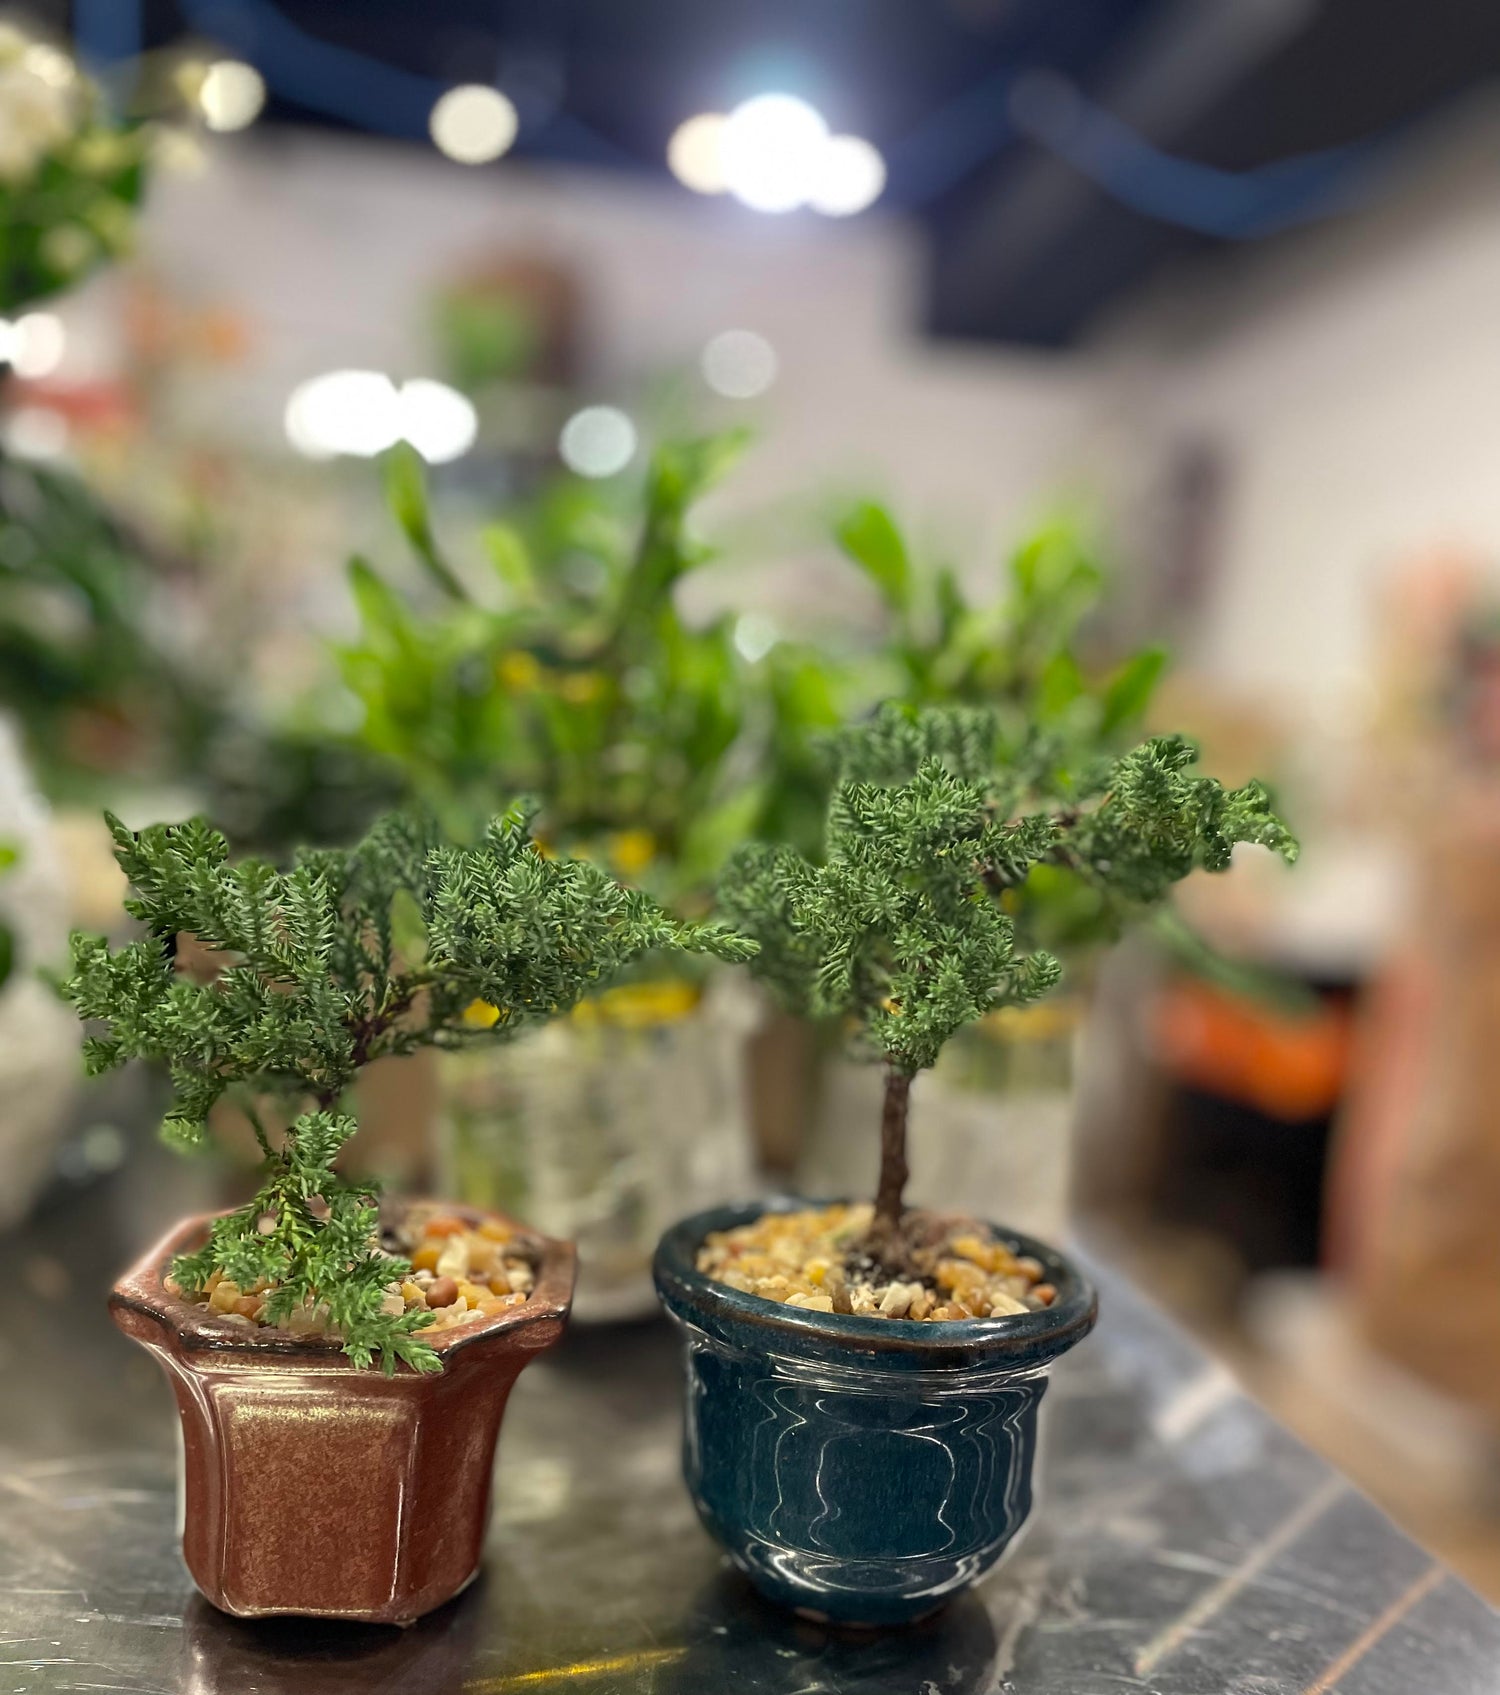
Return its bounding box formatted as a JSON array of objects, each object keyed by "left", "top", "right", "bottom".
[
  {"left": 653, "top": 1200, "right": 1096, "bottom": 1626},
  {"left": 111, "top": 1206, "right": 575, "bottom": 1626}
]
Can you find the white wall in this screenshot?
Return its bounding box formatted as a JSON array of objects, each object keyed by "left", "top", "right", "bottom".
[
  {"left": 1094, "top": 100, "right": 1500, "bottom": 721},
  {"left": 86, "top": 128, "right": 1099, "bottom": 629}
]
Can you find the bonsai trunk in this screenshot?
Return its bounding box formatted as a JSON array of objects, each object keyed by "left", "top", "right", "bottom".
[{"left": 873, "top": 1065, "right": 912, "bottom": 1237}]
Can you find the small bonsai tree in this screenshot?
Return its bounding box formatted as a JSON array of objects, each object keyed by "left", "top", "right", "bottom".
[
  {"left": 63, "top": 806, "right": 751, "bottom": 1371},
  {"left": 718, "top": 703, "right": 1297, "bottom": 1263}
]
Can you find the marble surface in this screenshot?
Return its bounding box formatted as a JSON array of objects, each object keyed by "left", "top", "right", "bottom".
[{"left": 1, "top": 1150, "right": 1497, "bottom": 1694}]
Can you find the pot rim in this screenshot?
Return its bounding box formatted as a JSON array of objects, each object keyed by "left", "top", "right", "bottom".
[
  {"left": 111, "top": 1201, "right": 576, "bottom": 1370},
  {"left": 654, "top": 1197, "right": 1097, "bottom": 1363}
]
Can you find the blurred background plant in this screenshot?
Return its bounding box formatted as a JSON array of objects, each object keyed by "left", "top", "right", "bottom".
[{"left": 335, "top": 433, "right": 847, "bottom": 909}]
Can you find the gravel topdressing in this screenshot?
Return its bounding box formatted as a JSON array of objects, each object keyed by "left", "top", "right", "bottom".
[
  {"left": 166, "top": 1206, "right": 539, "bottom": 1340},
  {"left": 697, "top": 1202, "right": 1057, "bottom": 1321}
]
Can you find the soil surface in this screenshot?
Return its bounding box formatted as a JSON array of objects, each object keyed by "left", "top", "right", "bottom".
[{"left": 698, "top": 1202, "right": 1056, "bottom": 1321}]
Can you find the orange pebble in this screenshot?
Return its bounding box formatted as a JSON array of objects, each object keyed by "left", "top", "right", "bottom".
[
  {"left": 232, "top": 1295, "right": 261, "bottom": 1320},
  {"left": 410, "top": 1244, "right": 442, "bottom": 1273},
  {"left": 423, "top": 1217, "right": 469, "bottom": 1237},
  {"left": 479, "top": 1220, "right": 512, "bottom": 1243},
  {"left": 457, "top": 1281, "right": 490, "bottom": 1308}
]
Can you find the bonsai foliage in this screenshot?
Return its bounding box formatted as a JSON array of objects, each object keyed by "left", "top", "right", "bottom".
[
  {"left": 719, "top": 703, "right": 1296, "bottom": 1246},
  {"left": 62, "top": 806, "right": 751, "bottom": 1371}
]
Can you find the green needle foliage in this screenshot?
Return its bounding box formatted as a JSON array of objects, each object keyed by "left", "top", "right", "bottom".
[
  {"left": 719, "top": 702, "right": 1296, "bottom": 1245},
  {"left": 63, "top": 805, "right": 752, "bottom": 1372}
]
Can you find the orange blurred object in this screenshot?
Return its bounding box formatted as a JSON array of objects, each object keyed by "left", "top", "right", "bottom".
[{"left": 1152, "top": 978, "right": 1353, "bottom": 1122}]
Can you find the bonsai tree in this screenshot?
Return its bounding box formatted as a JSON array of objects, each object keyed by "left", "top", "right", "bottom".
[
  {"left": 62, "top": 805, "right": 751, "bottom": 1371},
  {"left": 718, "top": 702, "right": 1296, "bottom": 1260}
]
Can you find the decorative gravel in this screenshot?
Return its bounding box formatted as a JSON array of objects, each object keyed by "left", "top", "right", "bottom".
[
  {"left": 698, "top": 1202, "right": 1056, "bottom": 1321},
  {"left": 167, "top": 1207, "right": 537, "bottom": 1339}
]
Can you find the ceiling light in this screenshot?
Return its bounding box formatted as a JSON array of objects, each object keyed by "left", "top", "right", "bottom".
[
  {"left": 430, "top": 85, "right": 519, "bottom": 164},
  {"left": 559, "top": 406, "right": 637, "bottom": 478},
  {"left": 199, "top": 60, "right": 266, "bottom": 132},
  {"left": 809, "top": 134, "right": 886, "bottom": 216},
  {"left": 285, "top": 371, "right": 479, "bottom": 463},
  {"left": 719, "top": 94, "right": 828, "bottom": 213},
  {"left": 398, "top": 379, "right": 478, "bottom": 465},
  {"left": 667, "top": 112, "right": 728, "bottom": 194},
  {"left": 701, "top": 329, "right": 777, "bottom": 399},
  {"left": 285, "top": 370, "right": 401, "bottom": 459}
]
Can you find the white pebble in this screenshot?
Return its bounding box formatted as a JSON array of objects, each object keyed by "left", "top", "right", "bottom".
[{"left": 879, "top": 1284, "right": 914, "bottom": 1319}]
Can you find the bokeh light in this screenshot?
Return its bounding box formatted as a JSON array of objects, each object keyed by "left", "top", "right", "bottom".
[
  {"left": 719, "top": 94, "right": 829, "bottom": 213},
  {"left": 810, "top": 134, "right": 886, "bottom": 216},
  {"left": 284, "top": 372, "right": 477, "bottom": 463},
  {"left": 702, "top": 329, "right": 778, "bottom": 399},
  {"left": 199, "top": 60, "right": 267, "bottom": 133},
  {"left": 430, "top": 85, "right": 519, "bottom": 164},
  {"left": 667, "top": 112, "right": 729, "bottom": 195},
  {"left": 733, "top": 613, "right": 779, "bottom": 662},
  {"left": 398, "top": 378, "right": 478, "bottom": 464},
  {"left": 0, "top": 313, "right": 67, "bottom": 379},
  {"left": 559, "top": 406, "right": 637, "bottom": 478}
]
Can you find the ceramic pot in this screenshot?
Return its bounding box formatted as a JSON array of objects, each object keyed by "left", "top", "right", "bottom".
[
  {"left": 110, "top": 1206, "right": 575, "bottom": 1626},
  {"left": 653, "top": 1200, "right": 1097, "bottom": 1627}
]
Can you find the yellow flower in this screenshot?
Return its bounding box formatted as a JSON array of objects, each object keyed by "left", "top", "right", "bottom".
[
  {"left": 497, "top": 651, "right": 541, "bottom": 692},
  {"left": 608, "top": 828, "right": 656, "bottom": 879},
  {"left": 462, "top": 999, "right": 502, "bottom": 1029},
  {"left": 571, "top": 979, "right": 701, "bottom": 1029},
  {"left": 558, "top": 670, "right": 605, "bottom": 706}
]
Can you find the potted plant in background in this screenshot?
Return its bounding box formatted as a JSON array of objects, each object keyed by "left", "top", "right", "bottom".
[
  {"left": 655, "top": 702, "right": 1296, "bottom": 1625},
  {"left": 66, "top": 803, "right": 748, "bottom": 1623},
  {"left": 804, "top": 505, "right": 1173, "bottom": 1237},
  {"left": 335, "top": 438, "right": 839, "bottom": 1315}
]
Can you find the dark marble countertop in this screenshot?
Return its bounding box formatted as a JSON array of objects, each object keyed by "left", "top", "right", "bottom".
[{"left": 1, "top": 1150, "right": 1497, "bottom": 1695}]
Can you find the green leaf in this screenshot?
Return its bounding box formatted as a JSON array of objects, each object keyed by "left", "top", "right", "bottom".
[
  {"left": 1099, "top": 647, "right": 1168, "bottom": 735},
  {"left": 381, "top": 443, "right": 466, "bottom": 601},
  {"left": 836, "top": 502, "right": 911, "bottom": 613},
  {"left": 1036, "top": 650, "right": 1085, "bottom": 719},
  {"left": 481, "top": 523, "right": 536, "bottom": 602},
  {"left": 347, "top": 557, "right": 414, "bottom": 651}
]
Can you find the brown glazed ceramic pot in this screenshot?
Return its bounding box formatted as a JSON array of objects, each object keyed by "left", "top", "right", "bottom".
[{"left": 110, "top": 1206, "right": 575, "bottom": 1626}]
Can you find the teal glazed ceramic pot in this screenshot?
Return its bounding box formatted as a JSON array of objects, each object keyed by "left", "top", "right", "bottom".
[{"left": 653, "top": 1200, "right": 1097, "bottom": 1627}]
